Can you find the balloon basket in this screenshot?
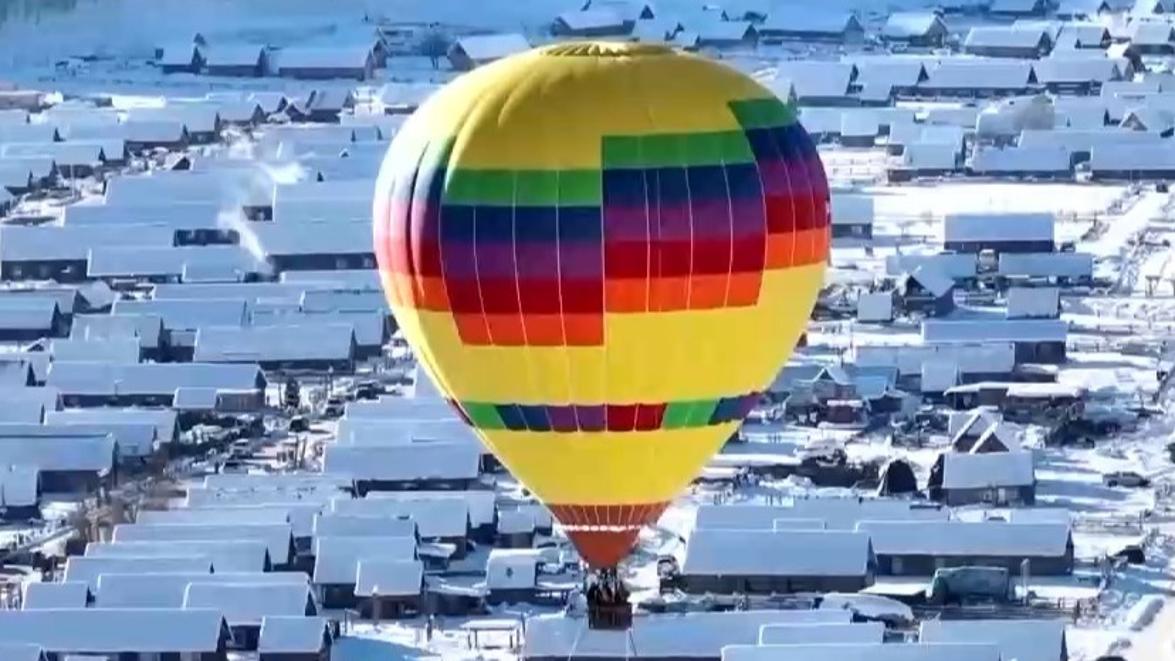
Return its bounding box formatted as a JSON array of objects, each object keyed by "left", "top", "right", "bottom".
[{"left": 585, "top": 567, "right": 633, "bottom": 630}]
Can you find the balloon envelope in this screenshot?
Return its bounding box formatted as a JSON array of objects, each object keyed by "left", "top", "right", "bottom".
[{"left": 373, "top": 42, "right": 829, "bottom": 567}]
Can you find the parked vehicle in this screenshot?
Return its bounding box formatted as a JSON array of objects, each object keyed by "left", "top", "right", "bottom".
[{"left": 1103, "top": 471, "right": 1150, "bottom": 488}]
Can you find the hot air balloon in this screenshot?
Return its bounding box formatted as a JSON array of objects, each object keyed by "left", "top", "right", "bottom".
[{"left": 374, "top": 41, "right": 829, "bottom": 579}]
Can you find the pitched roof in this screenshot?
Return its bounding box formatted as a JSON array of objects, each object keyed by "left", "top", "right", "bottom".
[
  {"left": 0, "top": 609, "right": 227, "bottom": 654},
  {"left": 682, "top": 529, "right": 872, "bottom": 576},
  {"left": 998, "top": 251, "right": 1093, "bottom": 277},
  {"left": 277, "top": 45, "right": 373, "bottom": 70},
  {"left": 943, "top": 450, "right": 1036, "bottom": 489},
  {"left": 909, "top": 265, "right": 955, "bottom": 298},
  {"left": 970, "top": 145, "right": 1072, "bottom": 173},
  {"left": 354, "top": 559, "right": 424, "bottom": 596},
  {"left": 919, "top": 619, "right": 1066, "bottom": 661},
  {"left": 258, "top": 616, "right": 330, "bottom": 654},
  {"left": 331, "top": 494, "right": 471, "bottom": 538},
  {"left": 1034, "top": 57, "right": 1120, "bottom": 83},
  {"left": 0, "top": 435, "right": 114, "bottom": 474},
  {"left": 724, "top": 643, "right": 1000, "bottom": 661},
  {"left": 21, "top": 582, "right": 89, "bottom": 609},
  {"left": 775, "top": 62, "right": 854, "bottom": 99},
  {"left": 86, "top": 539, "right": 271, "bottom": 572},
  {"left": 882, "top": 12, "right": 946, "bottom": 39},
  {"left": 525, "top": 610, "right": 851, "bottom": 659},
  {"left": 323, "top": 442, "right": 480, "bottom": 485},
  {"left": 943, "top": 212, "right": 1054, "bottom": 243},
  {"left": 203, "top": 45, "right": 266, "bottom": 68},
  {"left": 452, "top": 34, "right": 531, "bottom": 63},
  {"left": 183, "top": 583, "right": 313, "bottom": 625},
  {"left": 95, "top": 570, "right": 306, "bottom": 607},
  {"left": 922, "top": 318, "right": 1067, "bottom": 343},
  {"left": 923, "top": 60, "right": 1035, "bottom": 90},
  {"left": 312, "top": 535, "right": 416, "bottom": 584},
  {"left": 63, "top": 556, "right": 213, "bottom": 590},
  {"left": 758, "top": 622, "right": 885, "bottom": 645},
  {"left": 857, "top": 520, "right": 1070, "bottom": 556},
  {"left": 1007, "top": 286, "right": 1060, "bottom": 318},
  {"left": 965, "top": 26, "right": 1049, "bottom": 49},
  {"left": 194, "top": 323, "right": 355, "bottom": 363},
  {"left": 313, "top": 513, "right": 418, "bottom": 538},
  {"left": 112, "top": 523, "right": 292, "bottom": 564}
]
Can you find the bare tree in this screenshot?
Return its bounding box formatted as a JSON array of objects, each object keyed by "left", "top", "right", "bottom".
[{"left": 418, "top": 28, "right": 451, "bottom": 70}]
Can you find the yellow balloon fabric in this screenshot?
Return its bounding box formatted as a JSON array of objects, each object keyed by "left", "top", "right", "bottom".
[{"left": 374, "top": 41, "right": 829, "bottom": 567}]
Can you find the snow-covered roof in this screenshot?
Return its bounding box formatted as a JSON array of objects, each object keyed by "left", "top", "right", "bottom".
[
  {"left": 72, "top": 313, "right": 163, "bottom": 349},
  {"left": 908, "top": 265, "right": 955, "bottom": 298},
  {"left": 1, "top": 142, "right": 103, "bottom": 167},
  {"left": 252, "top": 220, "right": 373, "bottom": 257},
  {"left": 758, "top": 622, "right": 885, "bottom": 645},
  {"left": 761, "top": 11, "right": 859, "bottom": 34},
  {"left": 344, "top": 396, "right": 455, "bottom": 419},
  {"left": 354, "top": 559, "right": 424, "bottom": 597},
  {"left": 203, "top": 45, "right": 266, "bottom": 68},
  {"left": 1019, "top": 128, "right": 1157, "bottom": 153},
  {"left": 88, "top": 538, "right": 272, "bottom": 572},
  {"left": 893, "top": 254, "right": 976, "bottom": 280},
  {"left": 323, "top": 442, "right": 480, "bottom": 485},
  {"left": 122, "top": 120, "right": 187, "bottom": 143},
  {"left": 970, "top": 146, "right": 1072, "bottom": 174},
  {"left": 90, "top": 245, "right": 263, "bottom": 280},
  {"left": 922, "top": 318, "right": 1066, "bottom": 343},
  {"left": 451, "top": 33, "right": 531, "bottom": 64},
  {"left": 276, "top": 45, "right": 373, "bottom": 70},
  {"left": 697, "top": 20, "right": 755, "bottom": 42},
  {"left": 919, "top": 619, "right": 1065, "bottom": 661},
  {"left": 0, "top": 464, "right": 37, "bottom": 507},
  {"left": 64, "top": 201, "right": 220, "bottom": 229},
  {"left": 0, "top": 435, "right": 114, "bottom": 475},
  {"left": 0, "top": 609, "right": 227, "bottom": 654},
  {"left": 368, "top": 489, "right": 498, "bottom": 528},
  {"left": 63, "top": 556, "right": 213, "bottom": 590},
  {"left": 312, "top": 535, "right": 416, "bottom": 584},
  {"left": 556, "top": 8, "right": 626, "bottom": 31},
  {"left": 22, "top": 582, "right": 89, "bottom": 610},
  {"left": 183, "top": 583, "right": 313, "bottom": 626},
  {"left": 335, "top": 417, "right": 481, "bottom": 450},
  {"left": 0, "top": 224, "right": 174, "bottom": 262},
  {"left": 857, "top": 520, "right": 1070, "bottom": 557},
  {"left": 193, "top": 323, "right": 355, "bottom": 363},
  {"left": 853, "top": 343, "right": 1016, "bottom": 377},
  {"left": 775, "top": 62, "right": 854, "bottom": 100},
  {"left": 48, "top": 338, "right": 140, "bottom": 364},
  {"left": 899, "top": 142, "right": 961, "bottom": 171},
  {"left": 137, "top": 505, "right": 289, "bottom": 526},
  {"left": 943, "top": 450, "right": 1035, "bottom": 489},
  {"left": 113, "top": 522, "right": 291, "bottom": 564},
  {"left": 882, "top": 12, "right": 946, "bottom": 39},
  {"left": 724, "top": 643, "right": 1000, "bottom": 661},
  {"left": 631, "top": 17, "right": 679, "bottom": 42},
  {"left": 0, "top": 156, "right": 54, "bottom": 181},
  {"left": 857, "top": 292, "right": 894, "bottom": 323},
  {"left": 258, "top": 616, "right": 330, "bottom": 654},
  {"left": 525, "top": 610, "right": 851, "bottom": 659},
  {"left": 944, "top": 212, "right": 1054, "bottom": 243},
  {"left": 1007, "top": 286, "right": 1060, "bottom": 318},
  {"left": 95, "top": 570, "right": 305, "bottom": 608},
  {"left": 697, "top": 499, "right": 944, "bottom": 532},
  {"left": 922, "top": 60, "right": 1035, "bottom": 90},
  {"left": 331, "top": 495, "right": 470, "bottom": 539},
  {"left": 1130, "top": 20, "right": 1175, "bottom": 45},
  {"left": 682, "top": 529, "right": 872, "bottom": 577},
  {"left": 12, "top": 419, "right": 152, "bottom": 457},
  {"left": 965, "top": 26, "right": 1049, "bottom": 49},
  {"left": 1034, "top": 57, "right": 1120, "bottom": 83},
  {"left": 998, "top": 251, "right": 1093, "bottom": 277},
  {"left": 851, "top": 59, "right": 928, "bottom": 88},
  {"left": 1091, "top": 143, "right": 1175, "bottom": 171},
  {"left": 497, "top": 508, "right": 535, "bottom": 534},
  {"left": 313, "top": 513, "right": 417, "bottom": 538},
  {"left": 0, "top": 124, "right": 58, "bottom": 143},
  {"left": 0, "top": 644, "right": 43, "bottom": 661},
  {"left": 0, "top": 297, "right": 56, "bottom": 331},
  {"left": 113, "top": 298, "right": 247, "bottom": 330}
]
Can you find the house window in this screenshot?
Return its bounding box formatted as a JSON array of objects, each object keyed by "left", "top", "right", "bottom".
[
  {"left": 9, "top": 265, "right": 21, "bottom": 278},
  {"left": 362, "top": 256, "right": 375, "bottom": 268},
  {"left": 336, "top": 257, "right": 349, "bottom": 270}
]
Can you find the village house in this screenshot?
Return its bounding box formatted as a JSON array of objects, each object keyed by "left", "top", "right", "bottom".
[
  {"left": 999, "top": 251, "right": 1094, "bottom": 285},
  {"left": 448, "top": 34, "right": 531, "bottom": 70},
  {"left": 63, "top": 556, "right": 214, "bottom": 591},
  {"left": 679, "top": 529, "right": 875, "bottom": 594},
  {"left": 276, "top": 46, "right": 376, "bottom": 81},
  {"left": 159, "top": 43, "right": 205, "bottom": 74},
  {"left": 324, "top": 442, "right": 481, "bottom": 494},
  {"left": 1130, "top": 21, "right": 1175, "bottom": 54},
  {"left": 354, "top": 559, "right": 426, "bottom": 618},
  {"left": 776, "top": 62, "right": 857, "bottom": 106},
  {"left": 989, "top": 0, "right": 1049, "bottom": 15},
  {"left": 22, "top": 581, "right": 91, "bottom": 609},
  {"left": 331, "top": 495, "right": 472, "bottom": 559},
  {"left": 312, "top": 535, "right": 417, "bottom": 608},
  {"left": 943, "top": 212, "right": 1055, "bottom": 253},
  {"left": 923, "top": 318, "right": 1067, "bottom": 363},
  {"left": 968, "top": 145, "right": 1074, "bottom": 179},
  {"left": 931, "top": 450, "right": 1037, "bottom": 505},
  {"left": 258, "top": 616, "right": 333, "bottom": 661},
  {"left": 964, "top": 26, "right": 1053, "bottom": 58},
  {"left": 204, "top": 45, "right": 269, "bottom": 77},
  {"left": 1034, "top": 57, "right": 1121, "bottom": 94},
  {"left": 183, "top": 583, "right": 318, "bottom": 651},
  {"left": 918, "top": 60, "right": 1038, "bottom": 98},
  {"left": 524, "top": 611, "right": 851, "bottom": 661},
  {"left": 1091, "top": 144, "right": 1175, "bottom": 179},
  {"left": 0, "top": 434, "right": 115, "bottom": 494},
  {"left": 897, "top": 266, "right": 956, "bottom": 317},
  {"left": 758, "top": 12, "right": 864, "bottom": 43},
  {"left": 552, "top": 9, "right": 630, "bottom": 36},
  {"left": 830, "top": 192, "right": 874, "bottom": 241},
  {"left": 113, "top": 522, "right": 296, "bottom": 568},
  {"left": 881, "top": 12, "right": 950, "bottom": 47},
  {"left": 0, "top": 609, "right": 232, "bottom": 660},
  {"left": 919, "top": 619, "right": 1068, "bottom": 661},
  {"left": 858, "top": 520, "right": 1074, "bottom": 575},
  {"left": 94, "top": 571, "right": 306, "bottom": 607}
]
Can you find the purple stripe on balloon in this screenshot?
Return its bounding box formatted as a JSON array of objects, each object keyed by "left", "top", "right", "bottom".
[{"left": 559, "top": 242, "right": 604, "bottom": 279}]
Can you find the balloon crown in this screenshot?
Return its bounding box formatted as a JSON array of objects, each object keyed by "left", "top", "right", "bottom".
[{"left": 541, "top": 41, "right": 674, "bottom": 58}]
